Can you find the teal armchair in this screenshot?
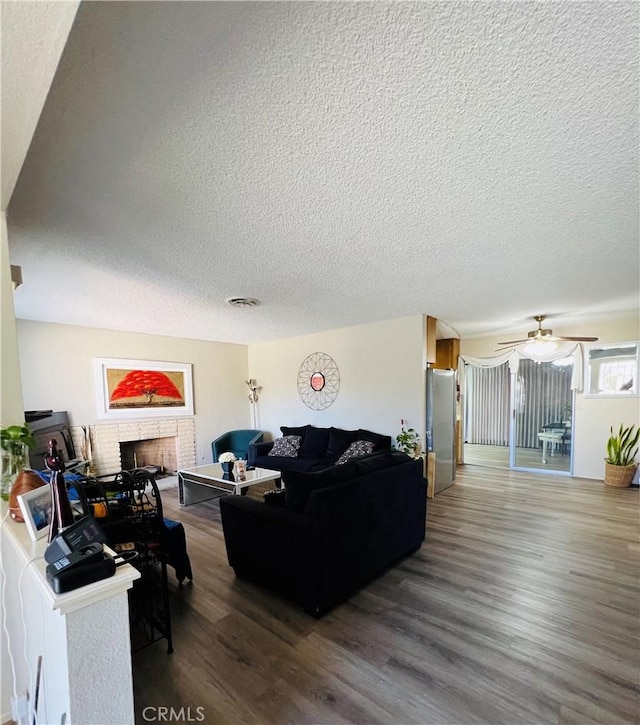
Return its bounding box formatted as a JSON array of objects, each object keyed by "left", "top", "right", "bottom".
[{"left": 212, "top": 430, "right": 263, "bottom": 463}]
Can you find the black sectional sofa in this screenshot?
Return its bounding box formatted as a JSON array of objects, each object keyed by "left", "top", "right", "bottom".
[
  {"left": 219, "top": 451, "right": 427, "bottom": 617},
  {"left": 247, "top": 424, "right": 392, "bottom": 473}
]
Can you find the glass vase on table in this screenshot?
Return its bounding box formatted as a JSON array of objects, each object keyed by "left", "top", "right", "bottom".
[{"left": 1, "top": 443, "right": 27, "bottom": 501}]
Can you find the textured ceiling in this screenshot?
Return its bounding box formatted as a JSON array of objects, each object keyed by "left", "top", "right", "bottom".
[
  {"left": 6, "top": 1, "right": 639, "bottom": 343},
  {"left": 0, "top": 0, "right": 79, "bottom": 209}
]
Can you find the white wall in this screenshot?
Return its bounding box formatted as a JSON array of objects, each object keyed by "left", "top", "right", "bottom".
[
  {"left": 460, "top": 315, "right": 640, "bottom": 479},
  {"left": 17, "top": 320, "right": 250, "bottom": 465},
  {"left": 248, "top": 315, "right": 426, "bottom": 445}
]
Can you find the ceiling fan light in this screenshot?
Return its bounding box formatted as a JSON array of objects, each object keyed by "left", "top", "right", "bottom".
[{"left": 523, "top": 339, "right": 558, "bottom": 357}]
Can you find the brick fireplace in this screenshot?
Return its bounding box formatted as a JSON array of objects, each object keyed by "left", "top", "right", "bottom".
[
  {"left": 120, "top": 437, "right": 177, "bottom": 473},
  {"left": 84, "top": 418, "right": 197, "bottom": 476}
]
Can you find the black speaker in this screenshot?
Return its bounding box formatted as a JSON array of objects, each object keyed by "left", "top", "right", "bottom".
[{"left": 46, "top": 553, "right": 116, "bottom": 594}]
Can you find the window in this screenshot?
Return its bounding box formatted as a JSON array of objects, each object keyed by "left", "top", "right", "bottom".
[{"left": 585, "top": 342, "right": 639, "bottom": 397}]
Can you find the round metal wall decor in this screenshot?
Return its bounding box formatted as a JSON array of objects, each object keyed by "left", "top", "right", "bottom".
[{"left": 297, "top": 352, "right": 340, "bottom": 410}]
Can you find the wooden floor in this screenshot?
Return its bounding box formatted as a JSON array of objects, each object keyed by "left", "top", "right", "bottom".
[
  {"left": 133, "top": 467, "right": 640, "bottom": 725},
  {"left": 464, "top": 444, "right": 572, "bottom": 473}
]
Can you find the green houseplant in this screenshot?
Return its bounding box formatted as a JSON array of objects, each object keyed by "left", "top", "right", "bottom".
[
  {"left": 394, "top": 419, "right": 422, "bottom": 458},
  {"left": 1, "top": 423, "right": 36, "bottom": 500},
  {"left": 604, "top": 424, "right": 639, "bottom": 488}
]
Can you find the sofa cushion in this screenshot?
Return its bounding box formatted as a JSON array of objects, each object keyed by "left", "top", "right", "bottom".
[
  {"left": 256, "top": 455, "right": 319, "bottom": 473},
  {"left": 300, "top": 426, "right": 330, "bottom": 459},
  {"left": 325, "top": 427, "right": 359, "bottom": 461},
  {"left": 357, "top": 428, "right": 392, "bottom": 452},
  {"left": 283, "top": 462, "right": 357, "bottom": 513},
  {"left": 268, "top": 435, "right": 302, "bottom": 458},
  {"left": 280, "top": 425, "right": 309, "bottom": 441},
  {"left": 309, "top": 459, "right": 336, "bottom": 472},
  {"left": 353, "top": 450, "right": 410, "bottom": 477},
  {"left": 336, "top": 440, "right": 375, "bottom": 465}
]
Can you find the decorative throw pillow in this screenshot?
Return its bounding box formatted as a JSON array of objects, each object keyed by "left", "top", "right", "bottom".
[
  {"left": 299, "top": 426, "right": 330, "bottom": 459},
  {"left": 268, "top": 435, "right": 302, "bottom": 458},
  {"left": 336, "top": 439, "right": 374, "bottom": 465},
  {"left": 280, "top": 425, "right": 309, "bottom": 440}
]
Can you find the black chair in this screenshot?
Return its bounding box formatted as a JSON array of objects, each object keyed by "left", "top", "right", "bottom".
[{"left": 78, "top": 469, "right": 192, "bottom": 653}]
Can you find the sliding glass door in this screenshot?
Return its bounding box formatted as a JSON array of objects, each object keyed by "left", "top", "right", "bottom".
[
  {"left": 464, "top": 359, "right": 574, "bottom": 475},
  {"left": 512, "top": 358, "right": 573, "bottom": 473}
]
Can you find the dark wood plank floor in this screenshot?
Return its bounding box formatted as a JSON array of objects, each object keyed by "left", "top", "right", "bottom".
[{"left": 132, "top": 466, "right": 640, "bottom": 724}]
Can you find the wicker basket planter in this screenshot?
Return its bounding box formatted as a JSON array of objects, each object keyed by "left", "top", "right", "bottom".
[{"left": 604, "top": 461, "right": 637, "bottom": 488}]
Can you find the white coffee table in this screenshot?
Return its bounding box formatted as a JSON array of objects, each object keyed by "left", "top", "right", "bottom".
[{"left": 178, "top": 463, "right": 281, "bottom": 506}]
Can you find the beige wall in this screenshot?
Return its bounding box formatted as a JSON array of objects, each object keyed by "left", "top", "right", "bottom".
[
  {"left": 17, "top": 320, "right": 250, "bottom": 465},
  {"left": 460, "top": 315, "right": 640, "bottom": 479},
  {"left": 18, "top": 314, "right": 428, "bottom": 460},
  {"left": 0, "top": 213, "right": 24, "bottom": 425},
  {"left": 248, "top": 315, "right": 426, "bottom": 445}
]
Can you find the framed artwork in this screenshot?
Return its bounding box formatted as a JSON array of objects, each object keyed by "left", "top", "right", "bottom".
[
  {"left": 18, "top": 486, "right": 53, "bottom": 542},
  {"left": 94, "top": 358, "right": 194, "bottom": 419},
  {"left": 297, "top": 352, "right": 340, "bottom": 410}
]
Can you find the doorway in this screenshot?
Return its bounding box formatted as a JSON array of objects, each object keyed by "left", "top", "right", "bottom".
[
  {"left": 464, "top": 362, "right": 510, "bottom": 468},
  {"left": 464, "top": 358, "right": 574, "bottom": 475}
]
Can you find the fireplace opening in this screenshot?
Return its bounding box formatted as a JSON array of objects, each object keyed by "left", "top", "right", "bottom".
[{"left": 120, "top": 437, "right": 177, "bottom": 477}]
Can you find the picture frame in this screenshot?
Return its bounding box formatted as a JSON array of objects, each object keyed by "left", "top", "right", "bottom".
[
  {"left": 18, "top": 486, "right": 53, "bottom": 542},
  {"left": 94, "top": 358, "right": 194, "bottom": 419}
]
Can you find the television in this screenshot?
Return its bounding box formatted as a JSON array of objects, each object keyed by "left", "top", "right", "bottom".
[{"left": 25, "top": 410, "right": 77, "bottom": 471}]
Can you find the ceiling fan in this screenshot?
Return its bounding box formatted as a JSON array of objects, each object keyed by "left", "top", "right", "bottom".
[{"left": 497, "top": 315, "right": 598, "bottom": 352}]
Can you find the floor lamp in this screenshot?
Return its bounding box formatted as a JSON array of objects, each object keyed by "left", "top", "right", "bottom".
[{"left": 246, "top": 379, "right": 261, "bottom": 429}]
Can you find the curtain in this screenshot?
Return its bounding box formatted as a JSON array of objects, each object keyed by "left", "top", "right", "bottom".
[
  {"left": 464, "top": 364, "right": 510, "bottom": 445},
  {"left": 458, "top": 343, "right": 583, "bottom": 395}
]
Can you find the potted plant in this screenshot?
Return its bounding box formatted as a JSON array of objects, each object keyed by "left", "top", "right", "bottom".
[
  {"left": 1, "top": 423, "right": 36, "bottom": 501},
  {"left": 394, "top": 419, "right": 422, "bottom": 458},
  {"left": 604, "top": 424, "right": 639, "bottom": 488}
]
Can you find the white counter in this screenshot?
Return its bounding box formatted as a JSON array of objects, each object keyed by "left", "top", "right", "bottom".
[{"left": 0, "top": 506, "right": 140, "bottom": 724}]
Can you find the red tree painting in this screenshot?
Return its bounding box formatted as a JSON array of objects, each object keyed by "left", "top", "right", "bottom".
[{"left": 109, "top": 370, "right": 184, "bottom": 407}]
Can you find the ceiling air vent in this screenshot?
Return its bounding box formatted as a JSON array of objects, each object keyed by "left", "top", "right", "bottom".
[{"left": 226, "top": 297, "right": 261, "bottom": 308}]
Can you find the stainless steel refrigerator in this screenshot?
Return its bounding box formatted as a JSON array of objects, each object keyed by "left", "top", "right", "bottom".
[{"left": 426, "top": 368, "right": 456, "bottom": 494}]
